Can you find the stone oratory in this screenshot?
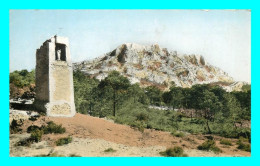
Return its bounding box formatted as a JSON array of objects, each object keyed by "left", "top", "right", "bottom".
[{"left": 34, "top": 36, "right": 76, "bottom": 117}]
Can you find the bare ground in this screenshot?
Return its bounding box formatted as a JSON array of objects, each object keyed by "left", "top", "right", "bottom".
[{"left": 10, "top": 113, "right": 251, "bottom": 157}]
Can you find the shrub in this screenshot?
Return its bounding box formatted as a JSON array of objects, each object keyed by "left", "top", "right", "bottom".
[
  {"left": 43, "top": 121, "right": 66, "bottom": 134},
  {"left": 171, "top": 131, "right": 185, "bottom": 137},
  {"left": 30, "top": 129, "right": 44, "bottom": 142},
  {"left": 205, "top": 135, "right": 214, "bottom": 140},
  {"left": 130, "top": 121, "right": 146, "bottom": 132},
  {"left": 136, "top": 112, "right": 149, "bottom": 121},
  {"left": 238, "top": 136, "right": 249, "bottom": 142},
  {"left": 104, "top": 148, "right": 116, "bottom": 153},
  {"left": 27, "top": 125, "right": 41, "bottom": 133},
  {"left": 219, "top": 125, "right": 251, "bottom": 141},
  {"left": 16, "top": 138, "right": 33, "bottom": 147},
  {"left": 197, "top": 140, "right": 222, "bottom": 153},
  {"left": 190, "top": 119, "right": 204, "bottom": 124},
  {"left": 10, "top": 119, "right": 23, "bottom": 134},
  {"left": 160, "top": 147, "right": 188, "bottom": 157},
  {"left": 183, "top": 137, "right": 197, "bottom": 144},
  {"left": 237, "top": 129, "right": 251, "bottom": 142},
  {"left": 9, "top": 69, "right": 35, "bottom": 88},
  {"left": 29, "top": 115, "right": 40, "bottom": 121},
  {"left": 220, "top": 139, "right": 232, "bottom": 146},
  {"left": 17, "top": 129, "right": 43, "bottom": 146},
  {"left": 56, "top": 137, "right": 72, "bottom": 146},
  {"left": 146, "top": 123, "right": 153, "bottom": 129},
  {"left": 237, "top": 139, "right": 251, "bottom": 152},
  {"left": 19, "top": 122, "right": 67, "bottom": 147}
]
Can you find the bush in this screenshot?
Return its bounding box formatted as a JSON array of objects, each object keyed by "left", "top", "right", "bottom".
[
  {"left": 16, "top": 138, "right": 33, "bottom": 147},
  {"left": 17, "top": 129, "right": 43, "bottom": 146},
  {"left": 197, "top": 140, "right": 222, "bottom": 153},
  {"left": 56, "top": 137, "right": 72, "bottom": 146},
  {"left": 29, "top": 115, "right": 40, "bottom": 121},
  {"left": 220, "top": 139, "right": 232, "bottom": 146},
  {"left": 9, "top": 69, "right": 35, "bottom": 88},
  {"left": 237, "top": 129, "right": 251, "bottom": 143},
  {"left": 190, "top": 118, "right": 204, "bottom": 124},
  {"left": 171, "top": 131, "right": 185, "bottom": 137},
  {"left": 237, "top": 139, "right": 251, "bottom": 152},
  {"left": 205, "top": 135, "right": 214, "bottom": 140},
  {"left": 43, "top": 121, "right": 66, "bottom": 134},
  {"left": 146, "top": 123, "right": 153, "bottom": 129},
  {"left": 10, "top": 119, "right": 23, "bottom": 134},
  {"left": 104, "top": 148, "right": 116, "bottom": 153},
  {"left": 136, "top": 112, "right": 149, "bottom": 121},
  {"left": 19, "top": 122, "right": 67, "bottom": 147},
  {"left": 221, "top": 128, "right": 251, "bottom": 142},
  {"left": 30, "top": 129, "right": 44, "bottom": 142},
  {"left": 130, "top": 121, "right": 146, "bottom": 132},
  {"left": 160, "top": 147, "right": 188, "bottom": 157},
  {"left": 27, "top": 125, "right": 41, "bottom": 133}
]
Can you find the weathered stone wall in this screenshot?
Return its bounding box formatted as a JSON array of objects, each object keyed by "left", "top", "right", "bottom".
[
  {"left": 35, "top": 36, "right": 76, "bottom": 117},
  {"left": 52, "top": 61, "right": 71, "bottom": 102},
  {"left": 35, "top": 41, "right": 50, "bottom": 111}
]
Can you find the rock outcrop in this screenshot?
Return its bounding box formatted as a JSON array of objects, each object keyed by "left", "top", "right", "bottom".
[{"left": 73, "top": 43, "right": 248, "bottom": 91}]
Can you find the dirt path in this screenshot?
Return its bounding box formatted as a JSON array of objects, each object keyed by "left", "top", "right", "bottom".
[{"left": 11, "top": 112, "right": 250, "bottom": 157}]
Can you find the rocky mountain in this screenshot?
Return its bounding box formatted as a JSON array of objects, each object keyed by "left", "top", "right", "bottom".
[{"left": 73, "top": 43, "right": 248, "bottom": 91}]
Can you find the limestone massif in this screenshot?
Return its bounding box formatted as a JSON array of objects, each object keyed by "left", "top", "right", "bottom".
[{"left": 73, "top": 43, "right": 248, "bottom": 91}]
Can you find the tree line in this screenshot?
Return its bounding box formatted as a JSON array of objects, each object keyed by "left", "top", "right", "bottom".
[
  {"left": 73, "top": 70, "right": 251, "bottom": 139},
  {"left": 9, "top": 69, "right": 251, "bottom": 139}
]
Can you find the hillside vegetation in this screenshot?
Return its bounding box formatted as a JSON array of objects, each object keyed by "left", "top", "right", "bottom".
[
  {"left": 10, "top": 69, "right": 251, "bottom": 141},
  {"left": 73, "top": 70, "right": 251, "bottom": 139},
  {"left": 9, "top": 69, "right": 35, "bottom": 99}
]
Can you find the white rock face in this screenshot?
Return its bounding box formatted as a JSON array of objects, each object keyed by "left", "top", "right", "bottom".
[{"left": 73, "top": 43, "right": 248, "bottom": 91}]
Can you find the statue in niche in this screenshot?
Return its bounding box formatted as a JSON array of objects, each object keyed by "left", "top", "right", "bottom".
[{"left": 57, "top": 49, "right": 61, "bottom": 61}]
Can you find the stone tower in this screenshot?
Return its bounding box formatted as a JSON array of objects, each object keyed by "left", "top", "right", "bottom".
[{"left": 35, "top": 36, "right": 76, "bottom": 117}]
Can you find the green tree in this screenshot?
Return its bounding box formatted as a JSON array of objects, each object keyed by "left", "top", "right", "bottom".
[
  {"left": 198, "top": 90, "right": 222, "bottom": 134},
  {"left": 189, "top": 84, "right": 210, "bottom": 110},
  {"left": 145, "top": 86, "right": 162, "bottom": 106},
  {"left": 127, "top": 83, "right": 149, "bottom": 105},
  {"left": 210, "top": 85, "right": 226, "bottom": 103},
  {"left": 98, "top": 71, "right": 130, "bottom": 116},
  {"left": 242, "top": 84, "right": 251, "bottom": 92},
  {"left": 73, "top": 70, "right": 99, "bottom": 114},
  {"left": 163, "top": 86, "right": 187, "bottom": 109},
  {"left": 10, "top": 69, "right": 35, "bottom": 88},
  {"left": 231, "top": 90, "right": 251, "bottom": 120},
  {"left": 169, "top": 87, "right": 184, "bottom": 109},
  {"left": 10, "top": 69, "right": 36, "bottom": 98},
  {"left": 162, "top": 91, "right": 172, "bottom": 105},
  {"left": 223, "top": 93, "right": 244, "bottom": 127},
  {"left": 182, "top": 88, "right": 192, "bottom": 109}
]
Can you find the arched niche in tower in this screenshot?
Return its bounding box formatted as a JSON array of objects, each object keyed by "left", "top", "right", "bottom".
[{"left": 55, "top": 43, "right": 66, "bottom": 61}]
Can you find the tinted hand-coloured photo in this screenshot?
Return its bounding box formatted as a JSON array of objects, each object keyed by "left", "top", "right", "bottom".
[{"left": 9, "top": 10, "right": 251, "bottom": 157}]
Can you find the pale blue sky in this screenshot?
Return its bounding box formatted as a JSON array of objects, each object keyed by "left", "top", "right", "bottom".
[{"left": 9, "top": 10, "right": 251, "bottom": 82}]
